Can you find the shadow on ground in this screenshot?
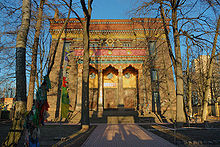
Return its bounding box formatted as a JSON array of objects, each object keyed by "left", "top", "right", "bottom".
[{"left": 141, "top": 121, "right": 220, "bottom": 146}]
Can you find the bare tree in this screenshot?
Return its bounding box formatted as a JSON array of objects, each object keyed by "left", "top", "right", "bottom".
[
  {"left": 134, "top": 0, "right": 220, "bottom": 124},
  {"left": 2, "top": 0, "right": 31, "bottom": 146},
  {"left": 80, "top": 0, "right": 93, "bottom": 128},
  {"left": 0, "top": 0, "right": 22, "bottom": 86},
  {"left": 202, "top": 16, "right": 220, "bottom": 121},
  {"left": 61, "top": 0, "right": 93, "bottom": 128},
  {"left": 27, "top": 0, "right": 46, "bottom": 111},
  {"left": 134, "top": 0, "right": 188, "bottom": 124}
]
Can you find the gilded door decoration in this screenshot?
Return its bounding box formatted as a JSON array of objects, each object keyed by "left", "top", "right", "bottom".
[
  {"left": 122, "top": 66, "right": 138, "bottom": 108},
  {"left": 103, "top": 66, "right": 118, "bottom": 108}
]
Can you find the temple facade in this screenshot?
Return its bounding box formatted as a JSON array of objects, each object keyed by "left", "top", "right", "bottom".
[{"left": 47, "top": 18, "right": 176, "bottom": 121}]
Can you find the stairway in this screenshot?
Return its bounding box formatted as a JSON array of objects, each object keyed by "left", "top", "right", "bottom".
[
  {"left": 68, "top": 109, "right": 159, "bottom": 124},
  {"left": 105, "top": 109, "right": 138, "bottom": 124}
]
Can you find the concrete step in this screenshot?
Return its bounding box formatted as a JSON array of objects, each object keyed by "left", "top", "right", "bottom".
[
  {"left": 103, "top": 109, "right": 138, "bottom": 116},
  {"left": 67, "top": 110, "right": 159, "bottom": 124},
  {"left": 107, "top": 116, "right": 134, "bottom": 124}
]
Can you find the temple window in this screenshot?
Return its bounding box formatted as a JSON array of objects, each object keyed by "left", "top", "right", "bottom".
[
  {"left": 64, "top": 42, "right": 70, "bottom": 51},
  {"left": 124, "top": 73, "right": 131, "bottom": 79},
  {"left": 151, "top": 70, "right": 158, "bottom": 81},
  {"left": 90, "top": 73, "right": 96, "bottom": 79},
  {"left": 148, "top": 41, "right": 156, "bottom": 56},
  {"left": 107, "top": 73, "right": 113, "bottom": 79}
]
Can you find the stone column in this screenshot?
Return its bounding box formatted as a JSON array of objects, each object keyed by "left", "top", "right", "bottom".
[
  {"left": 138, "top": 69, "right": 144, "bottom": 111},
  {"left": 98, "top": 70, "right": 103, "bottom": 115},
  {"left": 75, "top": 67, "right": 82, "bottom": 111},
  {"left": 118, "top": 68, "right": 124, "bottom": 107}
]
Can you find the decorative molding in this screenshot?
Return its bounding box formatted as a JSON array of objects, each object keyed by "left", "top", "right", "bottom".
[{"left": 77, "top": 60, "right": 144, "bottom": 64}]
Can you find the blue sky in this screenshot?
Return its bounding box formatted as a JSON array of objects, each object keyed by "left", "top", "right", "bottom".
[{"left": 92, "top": 0, "right": 135, "bottom": 19}]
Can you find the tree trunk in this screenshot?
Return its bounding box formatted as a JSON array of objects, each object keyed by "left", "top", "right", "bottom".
[
  {"left": 188, "top": 81, "right": 192, "bottom": 116},
  {"left": 159, "top": 3, "right": 176, "bottom": 71},
  {"left": 202, "top": 16, "right": 220, "bottom": 122},
  {"left": 27, "top": 0, "right": 45, "bottom": 111},
  {"left": 160, "top": 1, "right": 186, "bottom": 124},
  {"left": 80, "top": 0, "right": 93, "bottom": 128},
  {"left": 186, "top": 38, "right": 192, "bottom": 117},
  {"left": 2, "top": 0, "right": 31, "bottom": 146},
  {"left": 81, "top": 20, "right": 90, "bottom": 127},
  {"left": 172, "top": 1, "right": 186, "bottom": 124}
]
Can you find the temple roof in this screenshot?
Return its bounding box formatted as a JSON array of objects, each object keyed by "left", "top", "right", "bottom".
[{"left": 49, "top": 18, "right": 169, "bottom": 31}]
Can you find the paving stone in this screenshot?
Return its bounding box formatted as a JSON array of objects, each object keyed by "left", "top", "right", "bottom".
[{"left": 82, "top": 124, "right": 176, "bottom": 147}]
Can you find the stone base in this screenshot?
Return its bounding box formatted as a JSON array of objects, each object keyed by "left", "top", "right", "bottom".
[
  {"left": 97, "top": 111, "right": 103, "bottom": 118},
  {"left": 75, "top": 104, "right": 81, "bottom": 111},
  {"left": 107, "top": 116, "right": 134, "bottom": 124},
  {"left": 98, "top": 106, "right": 103, "bottom": 111}
]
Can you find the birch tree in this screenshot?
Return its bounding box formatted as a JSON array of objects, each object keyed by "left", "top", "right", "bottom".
[{"left": 2, "top": 0, "right": 31, "bottom": 146}]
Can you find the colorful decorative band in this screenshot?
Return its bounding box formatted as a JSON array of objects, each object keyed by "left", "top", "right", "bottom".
[{"left": 77, "top": 60, "right": 144, "bottom": 64}]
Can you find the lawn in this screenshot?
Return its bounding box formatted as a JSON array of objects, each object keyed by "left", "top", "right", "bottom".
[{"left": 141, "top": 121, "right": 220, "bottom": 146}]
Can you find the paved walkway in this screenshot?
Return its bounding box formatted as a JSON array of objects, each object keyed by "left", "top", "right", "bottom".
[{"left": 82, "top": 124, "right": 176, "bottom": 147}]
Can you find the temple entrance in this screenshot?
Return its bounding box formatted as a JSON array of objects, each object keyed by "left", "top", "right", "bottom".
[
  {"left": 123, "top": 89, "right": 136, "bottom": 108},
  {"left": 89, "top": 65, "right": 139, "bottom": 110},
  {"left": 103, "top": 66, "right": 118, "bottom": 109},
  {"left": 122, "top": 65, "right": 138, "bottom": 109},
  {"left": 104, "top": 89, "right": 117, "bottom": 108}
]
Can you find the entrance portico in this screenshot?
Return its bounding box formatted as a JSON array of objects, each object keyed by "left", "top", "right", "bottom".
[{"left": 75, "top": 63, "right": 144, "bottom": 112}]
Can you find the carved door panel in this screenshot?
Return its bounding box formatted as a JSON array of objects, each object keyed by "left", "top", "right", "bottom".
[
  {"left": 104, "top": 88, "right": 117, "bottom": 109},
  {"left": 123, "top": 88, "right": 137, "bottom": 109}
]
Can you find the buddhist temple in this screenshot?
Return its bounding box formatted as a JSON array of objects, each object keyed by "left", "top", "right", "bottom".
[{"left": 47, "top": 18, "right": 176, "bottom": 122}]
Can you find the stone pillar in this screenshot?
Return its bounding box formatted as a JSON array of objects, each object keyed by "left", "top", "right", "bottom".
[
  {"left": 75, "top": 67, "right": 82, "bottom": 111},
  {"left": 98, "top": 69, "right": 103, "bottom": 112},
  {"left": 118, "top": 68, "right": 124, "bottom": 107},
  {"left": 138, "top": 69, "right": 145, "bottom": 111}
]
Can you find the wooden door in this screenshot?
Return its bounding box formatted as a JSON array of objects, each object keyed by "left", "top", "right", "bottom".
[
  {"left": 123, "top": 88, "right": 137, "bottom": 109},
  {"left": 104, "top": 88, "right": 117, "bottom": 109}
]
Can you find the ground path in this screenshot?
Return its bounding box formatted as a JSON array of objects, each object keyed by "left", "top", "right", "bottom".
[{"left": 82, "top": 124, "right": 176, "bottom": 147}]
